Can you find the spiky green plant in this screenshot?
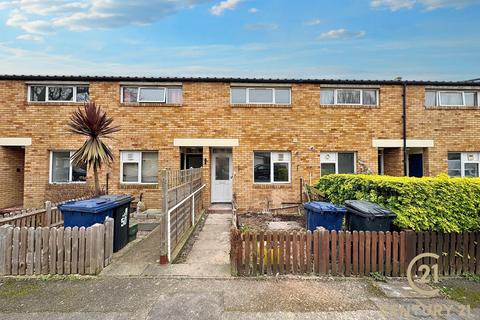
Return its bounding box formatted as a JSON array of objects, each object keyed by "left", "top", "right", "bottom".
[{"left": 68, "top": 102, "right": 119, "bottom": 196}]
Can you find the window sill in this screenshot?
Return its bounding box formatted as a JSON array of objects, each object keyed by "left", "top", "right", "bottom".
[
  {"left": 49, "top": 182, "right": 87, "bottom": 185},
  {"left": 119, "top": 183, "right": 159, "bottom": 189},
  {"left": 253, "top": 183, "right": 292, "bottom": 189},
  {"left": 28, "top": 102, "right": 86, "bottom": 107},
  {"left": 121, "top": 103, "right": 182, "bottom": 107},
  {"left": 425, "top": 105, "right": 480, "bottom": 110},
  {"left": 231, "top": 104, "right": 291, "bottom": 108},
  {"left": 320, "top": 104, "right": 378, "bottom": 109}
]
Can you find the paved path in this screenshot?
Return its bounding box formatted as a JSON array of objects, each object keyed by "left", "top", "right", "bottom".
[
  {"left": 101, "top": 213, "right": 232, "bottom": 278},
  {"left": 2, "top": 277, "right": 479, "bottom": 320}
]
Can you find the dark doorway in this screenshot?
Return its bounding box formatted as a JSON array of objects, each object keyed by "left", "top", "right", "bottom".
[
  {"left": 180, "top": 147, "right": 203, "bottom": 170},
  {"left": 408, "top": 153, "right": 423, "bottom": 177}
]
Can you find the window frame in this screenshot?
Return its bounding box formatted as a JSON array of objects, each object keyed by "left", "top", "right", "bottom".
[
  {"left": 320, "top": 152, "right": 357, "bottom": 175},
  {"left": 230, "top": 87, "right": 291, "bottom": 105},
  {"left": 426, "top": 90, "right": 480, "bottom": 107},
  {"left": 120, "top": 86, "right": 182, "bottom": 104},
  {"left": 253, "top": 151, "right": 291, "bottom": 184},
  {"left": 448, "top": 152, "right": 480, "bottom": 178},
  {"left": 120, "top": 151, "right": 159, "bottom": 184},
  {"left": 438, "top": 91, "right": 465, "bottom": 107},
  {"left": 28, "top": 85, "right": 89, "bottom": 103},
  {"left": 320, "top": 88, "right": 378, "bottom": 106},
  {"left": 49, "top": 151, "right": 87, "bottom": 184}
]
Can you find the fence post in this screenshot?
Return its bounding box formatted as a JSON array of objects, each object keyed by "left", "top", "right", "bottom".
[
  {"left": 0, "top": 225, "right": 10, "bottom": 275},
  {"left": 405, "top": 230, "right": 416, "bottom": 273},
  {"left": 191, "top": 194, "right": 195, "bottom": 226},
  {"left": 160, "top": 169, "right": 169, "bottom": 264},
  {"left": 45, "top": 201, "right": 52, "bottom": 227}
]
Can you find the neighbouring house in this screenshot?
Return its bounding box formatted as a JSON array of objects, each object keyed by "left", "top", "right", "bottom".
[{"left": 1, "top": 75, "right": 480, "bottom": 211}]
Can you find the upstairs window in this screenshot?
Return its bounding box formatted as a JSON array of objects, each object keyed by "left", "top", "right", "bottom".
[
  {"left": 448, "top": 152, "right": 480, "bottom": 177},
  {"left": 49, "top": 151, "right": 87, "bottom": 183},
  {"left": 29, "top": 85, "right": 89, "bottom": 103},
  {"left": 121, "top": 86, "right": 182, "bottom": 104},
  {"left": 231, "top": 87, "right": 291, "bottom": 105},
  {"left": 321, "top": 88, "right": 378, "bottom": 106},
  {"left": 253, "top": 151, "right": 291, "bottom": 183},
  {"left": 320, "top": 152, "right": 356, "bottom": 176},
  {"left": 426, "top": 90, "right": 479, "bottom": 107}
]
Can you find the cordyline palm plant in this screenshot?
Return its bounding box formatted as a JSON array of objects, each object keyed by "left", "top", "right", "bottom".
[{"left": 68, "top": 102, "right": 120, "bottom": 196}]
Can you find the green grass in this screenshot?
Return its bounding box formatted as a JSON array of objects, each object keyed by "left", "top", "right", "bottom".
[
  {"left": 440, "top": 285, "right": 480, "bottom": 308},
  {"left": 0, "top": 279, "right": 40, "bottom": 299}
]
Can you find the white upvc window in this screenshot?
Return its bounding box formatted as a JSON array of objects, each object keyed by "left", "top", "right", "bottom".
[
  {"left": 320, "top": 152, "right": 356, "bottom": 176},
  {"left": 28, "top": 85, "right": 89, "bottom": 103},
  {"left": 231, "top": 87, "right": 291, "bottom": 105},
  {"left": 49, "top": 151, "right": 87, "bottom": 184},
  {"left": 253, "top": 151, "right": 291, "bottom": 183},
  {"left": 448, "top": 152, "right": 480, "bottom": 177},
  {"left": 320, "top": 88, "right": 378, "bottom": 106},
  {"left": 120, "top": 151, "right": 159, "bottom": 184},
  {"left": 426, "top": 90, "right": 479, "bottom": 107},
  {"left": 121, "top": 86, "right": 183, "bottom": 104}
]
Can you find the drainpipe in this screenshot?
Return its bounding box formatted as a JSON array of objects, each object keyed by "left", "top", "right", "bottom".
[{"left": 402, "top": 81, "right": 408, "bottom": 176}]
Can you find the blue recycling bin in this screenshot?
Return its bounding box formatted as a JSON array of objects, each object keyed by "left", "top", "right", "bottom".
[
  {"left": 59, "top": 195, "right": 133, "bottom": 252},
  {"left": 303, "top": 201, "right": 346, "bottom": 231}
]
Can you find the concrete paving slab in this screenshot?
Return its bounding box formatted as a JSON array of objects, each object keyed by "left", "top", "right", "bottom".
[
  {"left": 1, "top": 312, "right": 134, "bottom": 320},
  {"left": 142, "top": 263, "right": 231, "bottom": 278},
  {"left": 186, "top": 249, "right": 229, "bottom": 264},
  {"left": 148, "top": 292, "right": 224, "bottom": 320},
  {"left": 376, "top": 279, "right": 439, "bottom": 298},
  {"left": 222, "top": 310, "right": 387, "bottom": 320}
]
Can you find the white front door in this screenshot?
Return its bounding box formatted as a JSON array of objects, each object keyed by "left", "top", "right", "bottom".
[{"left": 211, "top": 152, "right": 232, "bottom": 203}]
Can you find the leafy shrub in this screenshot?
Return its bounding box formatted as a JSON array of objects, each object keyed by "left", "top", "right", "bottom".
[{"left": 315, "top": 174, "right": 480, "bottom": 232}]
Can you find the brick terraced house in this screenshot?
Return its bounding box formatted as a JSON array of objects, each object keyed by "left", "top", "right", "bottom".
[{"left": 1, "top": 75, "right": 480, "bottom": 211}]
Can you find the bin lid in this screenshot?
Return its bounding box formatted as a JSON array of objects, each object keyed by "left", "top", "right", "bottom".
[
  {"left": 303, "top": 201, "right": 346, "bottom": 214},
  {"left": 59, "top": 195, "right": 133, "bottom": 214},
  {"left": 345, "top": 200, "right": 396, "bottom": 218}
]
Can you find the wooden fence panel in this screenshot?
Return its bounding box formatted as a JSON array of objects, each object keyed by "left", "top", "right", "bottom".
[
  {"left": 0, "top": 218, "right": 114, "bottom": 276},
  {"left": 229, "top": 230, "right": 480, "bottom": 278}
]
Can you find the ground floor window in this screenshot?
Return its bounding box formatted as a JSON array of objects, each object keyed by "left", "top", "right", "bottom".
[
  {"left": 253, "top": 151, "right": 291, "bottom": 183},
  {"left": 121, "top": 151, "right": 158, "bottom": 183},
  {"left": 50, "top": 151, "right": 87, "bottom": 183},
  {"left": 448, "top": 152, "right": 480, "bottom": 177},
  {"left": 180, "top": 147, "right": 203, "bottom": 170},
  {"left": 320, "top": 152, "right": 356, "bottom": 176}
]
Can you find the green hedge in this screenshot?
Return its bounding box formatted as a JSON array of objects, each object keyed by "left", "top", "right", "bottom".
[{"left": 315, "top": 174, "right": 480, "bottom": 232}]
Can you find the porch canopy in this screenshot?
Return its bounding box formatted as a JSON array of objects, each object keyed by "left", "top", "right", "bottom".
[
  {"left": 372, "top": 139, "right": 434, "bottom": 148},
  {"left": 174, "top": 138, "right": 239, "bottom": 147},
  {"left": 0, "top": 137, "right": 32, "bottom": 146}
]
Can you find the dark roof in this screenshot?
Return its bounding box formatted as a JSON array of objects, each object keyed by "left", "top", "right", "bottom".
[{"left": 0, "top": 74, "right": 479, "bottom": 86}]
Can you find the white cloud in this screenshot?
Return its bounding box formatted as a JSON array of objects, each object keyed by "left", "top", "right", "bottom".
[
  {"left": 16, "top": 34, "right": 44, "bottom": 41},
  {"left": 248, "top": 7, "right": 258, "bottom": 13},
  {"left": 304, "top": 18, "right": 321, "bottom": 26},
  {"left": 244, "top": 23, "right": 278, "bottom": 31},
  {"left": 320, "top": 29, "right": 366, "bottom": 39},
  {"left": 0, "top": 0, "right": 210, "bottom": 36},
  {"left": 371, "top": 0, "right": 480, "bottom": 11},
  {"left": 210, "top": 0, "right": 241, "bottom": 16}
]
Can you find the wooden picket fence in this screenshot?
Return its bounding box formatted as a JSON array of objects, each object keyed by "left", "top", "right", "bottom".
[
  {"left": 0, "top": 198, "right": 90, "bottom": 228},
  {"left": 0, "top": 218, "right": 114, "bottom": 276},
  {"left": 230, "top": 229, "right": 480, "bottom": 277}
]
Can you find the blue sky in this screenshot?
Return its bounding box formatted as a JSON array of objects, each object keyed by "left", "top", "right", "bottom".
[{"left": 0, "top": 0, "right": 479, "bottom": 80}]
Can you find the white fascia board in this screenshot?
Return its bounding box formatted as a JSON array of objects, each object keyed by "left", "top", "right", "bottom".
[
  {"left": 372, "top": 139, "right": 434, "bottom": 148},
  {"left": 174, "top": 138, "right": 239, "bottom": 147}
]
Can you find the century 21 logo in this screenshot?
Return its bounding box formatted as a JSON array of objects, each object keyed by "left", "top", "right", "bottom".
[{"left": 406, "top": 253, "right": 440, "bottom": 296}]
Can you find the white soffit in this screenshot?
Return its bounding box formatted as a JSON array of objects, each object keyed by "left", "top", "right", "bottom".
[
  {"left": 372, "top": 139, "right": 434, "bottom": 148},
  {"left": 0, "top": 137, "right": 32, "bottom": 146},
  {"left": 174, "top": 138, "right": 239, "bottom": 147}
]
